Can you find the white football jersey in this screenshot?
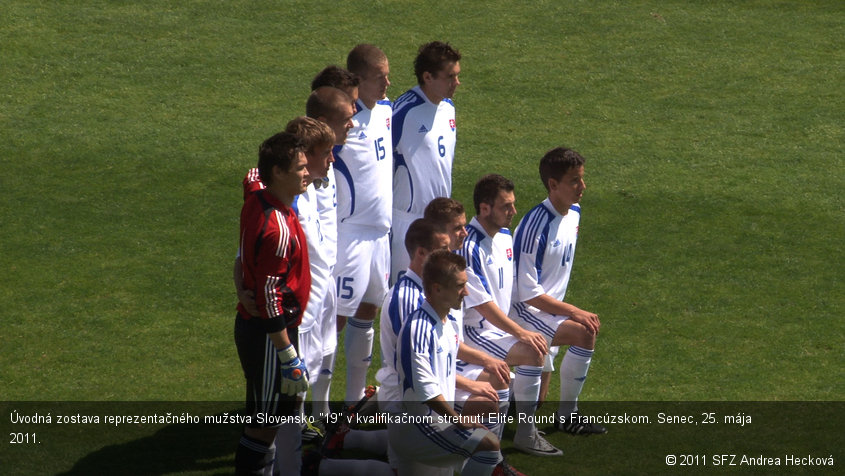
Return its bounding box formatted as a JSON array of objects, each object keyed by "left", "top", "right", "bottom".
[
  {"left": 376, "top": 269, "right": 424, "bottom": 408},
  {"left": 512, "top": 198, "right": 581, "bottom": 304},
  {"left": 392, "top": 86, "right": 457, "bottom": 215},
  {"left": 334, "top": 99, "right": 393, "bottom": 232},
  {"left": 292, "top": 184, "right": 332, "bottom": 331},
  {"left": 315, "top": 165, "right": 338, "bottom": 268},
  {"left": 397, "top": 300, "right": 460, "bottom": 416},
  {"left": 458, "top": 217, "right": 515, "bottom": 329}
]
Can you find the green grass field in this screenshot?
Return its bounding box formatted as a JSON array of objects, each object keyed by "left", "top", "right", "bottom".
[{"left": 2, "top": 1, "right": 842, "bottom": 474}]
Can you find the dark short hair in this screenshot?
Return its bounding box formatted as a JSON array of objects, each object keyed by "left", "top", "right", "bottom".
[
  {"left": 347, "top": 44, "right": 387, "bottom": 77},
  {"left": 539, "top": 147, "right": 586, "bottom": 191},
  {"left": 306, "top": 86, "right": 352, "bottom": 120},
  {"left": 414, "top": 41, "right": 461, "bottom": 85},
  {"left": 257, "top": 132, "right": 305, "bottom": 186},
  {"left": 311, "top": 65, "right": 360, "bottom": 92},
  {"left": 473, "top": 174, "right": 515, "bottom": 215},
  {"left": 424, "top": 197, "right": 465, "bottom": 231},
  {"left": 405, "top": 218, "right": 445, "bottom": 256},
  {"left": 422, "top": 250, "right": 466, "bottom": 296}
]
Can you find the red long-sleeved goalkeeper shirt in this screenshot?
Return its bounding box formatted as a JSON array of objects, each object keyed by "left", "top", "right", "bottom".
[{"left": 237, "top": 189, "right": 311, "bottom": 332}]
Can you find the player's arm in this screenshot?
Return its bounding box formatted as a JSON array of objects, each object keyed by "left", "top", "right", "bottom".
[
  {"left": 457, "top": 342, "right": 510, "bottom": 387},
  {"left": 233, "top": 257, "right": 259, "bottom": 316},
  {"left": 514, "top": 217, "right": 600, "bottom": 335},
  {"left": 524, "top": 294, "right": 600, "bottom": 335},
  {"left": 252, "top": 219, "right": 309, "bottom": 394},
  {"left": 471, "top": 301, "right": 548, "bottom": 357}
]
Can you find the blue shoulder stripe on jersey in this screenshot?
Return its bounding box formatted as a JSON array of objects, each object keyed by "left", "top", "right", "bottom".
[
  {"left": 331, "top": 156, "right": 355, "bottom": 220},
  {"left": 513, "top": 203, "right": 553, "bottom": 281},
  {"left": 460, "top": 225, "right": 491, "bottom": 294},
  {"left": 291, "top": 195, "right": 300, "bottom": 215},
  {"left": 392, "top": 89, "right": 425, "bottom": 148},
  {"left": 515, "top": 203, "right": 547, "bottom": 254},
  {"left": 400, "top": 307, "right": 434, "bottom": 393},
  {"left": 388, "top": 275, "right": 423, "bottom": 334},
  {"left": 377, "top": 99, "right": 392, "bottom": 106},
  {"left": 571, "top": 204, "right": 581, "bottom": 214},
  {"left": 499, "top": 228, "right": 512, "bottom": 236},
  {"left": 443, "top": 98, "right": 455, "bottom": 107}
]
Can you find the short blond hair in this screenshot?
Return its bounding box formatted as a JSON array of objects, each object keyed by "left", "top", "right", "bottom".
[{"left": 284, "top": 116, "right": 335, "bottom": 153}]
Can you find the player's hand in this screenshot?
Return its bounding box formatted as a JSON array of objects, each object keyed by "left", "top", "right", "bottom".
[
  {"left": 277, "top": 346, "right": 309, "bottom": 395},
  {"left": 467, "top": 379, "right": 499, "bottom": 403},
  {"left": 570, "top": 309, "right": 600, "bottom": 335},
  {"left": 237, "top": 287, "right": 259, "bottom": 316},
  {"left": 517, "top": 329, "right": 549, "bottom": 357},
  {"left": 482, "top": 357, "right": 511, "bottom": 388}
]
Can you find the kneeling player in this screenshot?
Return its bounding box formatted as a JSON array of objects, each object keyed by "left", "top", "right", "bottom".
[
  {"left": 391, "top": 251, "right": 504, "bottom": 476},
  {"left": 510, "top": 147, "right": 607, "bottom": 437}
]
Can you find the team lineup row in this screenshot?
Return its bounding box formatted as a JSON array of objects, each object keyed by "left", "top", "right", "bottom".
[{"left": 232, "top": 42, "right": 604, "bottom": 476}]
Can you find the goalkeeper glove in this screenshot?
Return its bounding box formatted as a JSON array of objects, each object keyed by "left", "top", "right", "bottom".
[{"left": 277, "top": 345, "right": 309, "bottom": 395}]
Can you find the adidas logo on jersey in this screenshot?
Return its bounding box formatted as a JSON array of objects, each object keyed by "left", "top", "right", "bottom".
[
  {"left": 358, "top": 131, "right": 367, "bottom": 140},
  {"left": 487, "top": 256, "right": 494, "bottom": 265},
  {"left": 418, "top": 124, "right": 429, "bottom": 133},
  {"left": 552, "top": 239, "right": 562, "bottom": 247}
]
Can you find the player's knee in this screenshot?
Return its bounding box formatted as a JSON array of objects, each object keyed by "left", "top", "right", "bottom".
[
  {"left": 474, "top": 432, "right": 500, "bottom": 453},
  {"left": 578, "top": 329, "right": 596, "bottom": 349},
  {"left": 530, "top": 349, "right": 544, "bottom": 367},
  {"left": 354, "top": 303, "right": 378, "bottom": 320}
]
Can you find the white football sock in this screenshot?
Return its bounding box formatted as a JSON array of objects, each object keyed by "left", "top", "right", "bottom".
[
  {"left": 311, "top": 352, "right": 335, "bottom": 419},
  {"left": 558, "top": 345, "right": 593, "bottom": 415},
  {"left": 344, "top": 317, "right": 374, "bottom": 403},
  {"left": 513, "top": 365, "right": 543, "bottom": 440},
  {"left": 462, "top": 450, "right": 502, "bottom": 476}
]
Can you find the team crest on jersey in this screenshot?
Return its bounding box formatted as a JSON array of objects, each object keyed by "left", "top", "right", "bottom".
[
  {"left": 506, "top": 248, "right": 513, "bottom": 261},
  {"left": 449, "top": 119, "right": 456, "bottom": 131},
  {"left": 386, "top": 118, "right": 391, "bottom": 130}
]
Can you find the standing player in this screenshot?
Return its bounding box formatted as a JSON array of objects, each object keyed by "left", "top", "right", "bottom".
[
  {"left": 234, "top": 132, "right": 311, "bottom": 475},
  {"left": 332, "top": 44, "right": 394, "bottom": 404},
  {"left": 303, "top": 85, "right": 356, "bottom": 411},
  {"left": 391, "top": 41, "right": 462, "bottom": 284},
  {"left": 509, "top": 147, "right": 607, "bottom": 441},
  {"left": 280, "top": 117, "right": 336, "bottom": 424},
  {"left": 455, "top": 174, "right": 554, "bottom": 456},
  {"left": 391, "top": 250, "right": 504, "bottom": 476}
]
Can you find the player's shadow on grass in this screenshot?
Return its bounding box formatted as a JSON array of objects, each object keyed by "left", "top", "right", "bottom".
[{"left": 57, "top": 409, "right": 243, "bottom": 476}]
